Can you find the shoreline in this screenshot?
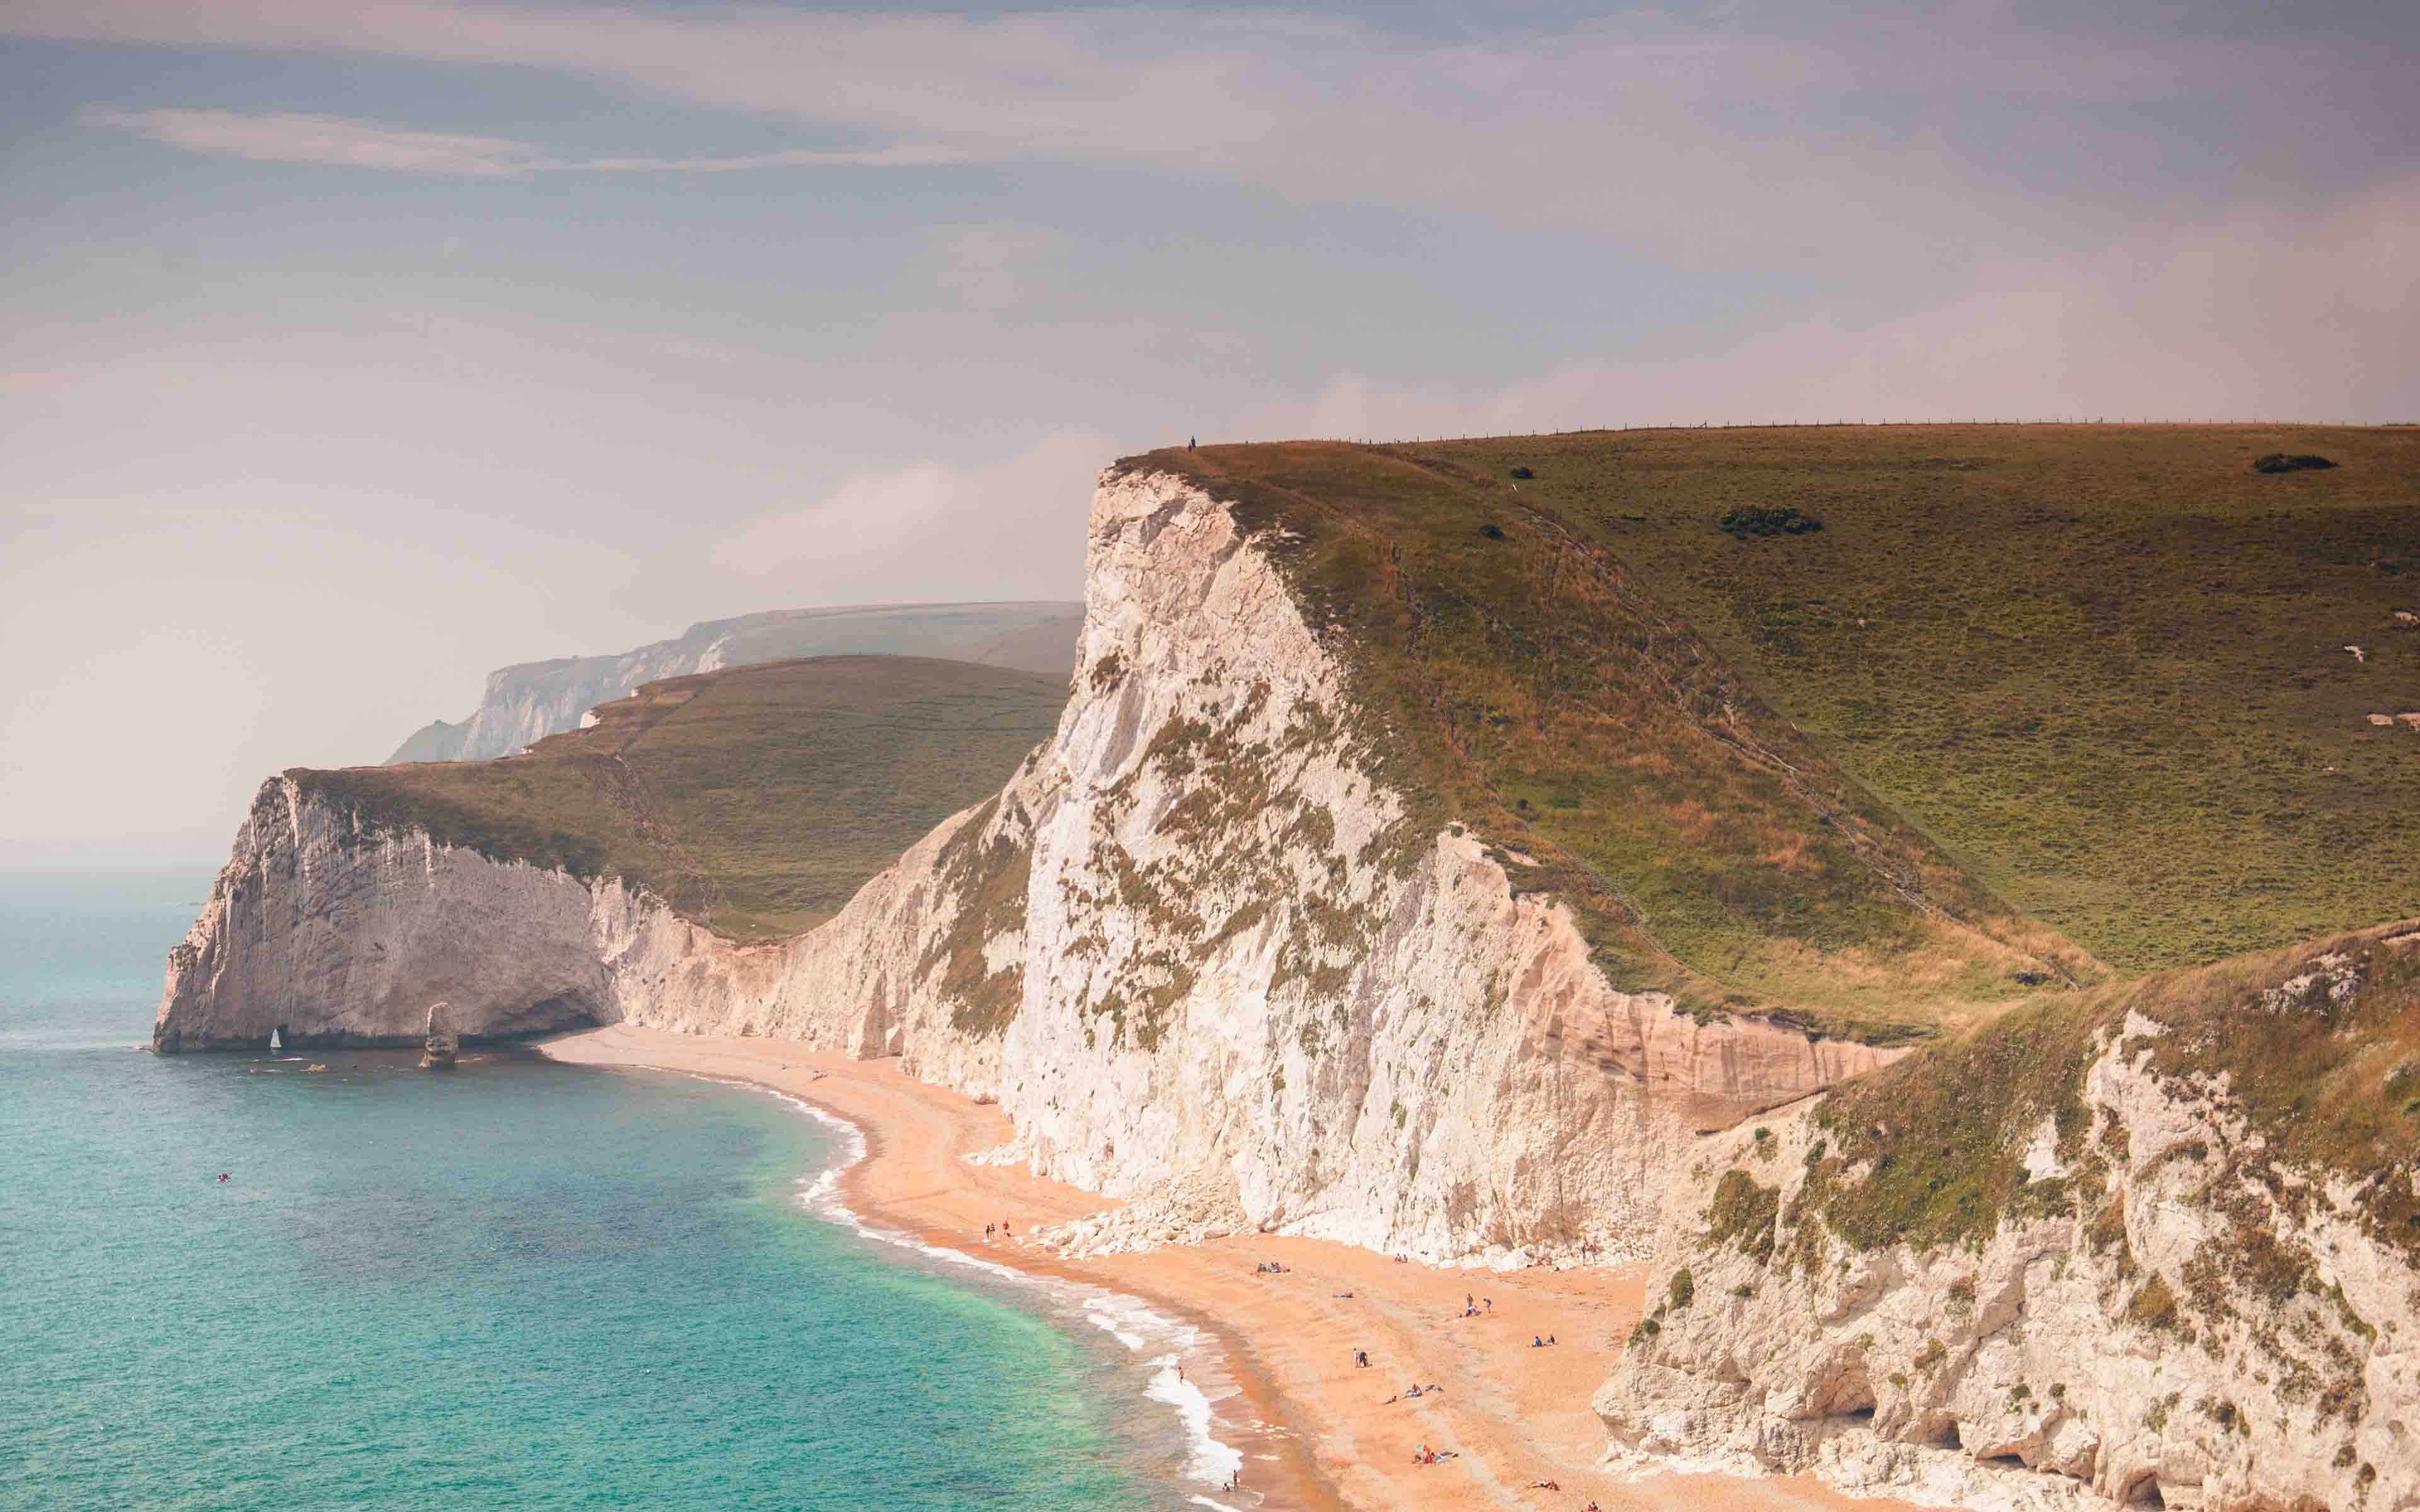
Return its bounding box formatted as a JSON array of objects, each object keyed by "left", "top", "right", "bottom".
[
  {"left": 543, "top": 1028, "right": 1329, "bottom": 1509},
  {"left": 538, "top": 1024, "right": 1920, "bottom": 1512},
  {"left": 715, "top": 1068, "right": 1279, "bottom": 1506}
]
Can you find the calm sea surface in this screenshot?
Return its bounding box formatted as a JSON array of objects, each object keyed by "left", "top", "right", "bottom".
[{"left": 0, "top": 870, "right": 1180, "bottom": 1510}]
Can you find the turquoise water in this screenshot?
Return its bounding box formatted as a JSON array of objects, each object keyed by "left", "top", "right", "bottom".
[{"left": 0, "top": 871, "right": 1178, "bottom": 1510}]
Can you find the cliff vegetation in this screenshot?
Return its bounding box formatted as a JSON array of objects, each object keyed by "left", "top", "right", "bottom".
[
  {"left": 296, "top": 655, "right": 1064, "bottom": 942},
  {"left": 1133, "top": 440, "right": 2087, "bottom": 1041}
]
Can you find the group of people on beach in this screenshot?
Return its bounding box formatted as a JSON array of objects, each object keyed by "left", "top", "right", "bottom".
[{"left": 983, "top": 1220, "right": 1013, "bottom": 1240}]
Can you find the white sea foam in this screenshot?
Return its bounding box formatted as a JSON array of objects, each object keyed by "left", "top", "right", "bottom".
[
  {"left": 676, "top": 1070, "right": 1249, "bottom": 1496},
  {"left": 1146, "top": 1357, "right": 1246, "bottom": 1484}
]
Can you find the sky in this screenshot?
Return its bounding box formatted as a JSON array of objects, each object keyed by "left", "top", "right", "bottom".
[{"left": 3, "top": 1, "right": 2416, "bottom": 861}]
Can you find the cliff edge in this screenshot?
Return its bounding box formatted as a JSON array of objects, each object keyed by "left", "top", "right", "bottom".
[
  {"left": 163, "top": 430, "right": 2420, "bottom": 1509},
  {"left": 1598, "top": 924, "right": 2420, "bottom": 1511},
  {"left": 163, "top": 464, "right": 1940, "bottom": 1261},
  {"left": 386, "top": 600, "right": 1082, "bottom": 764}
]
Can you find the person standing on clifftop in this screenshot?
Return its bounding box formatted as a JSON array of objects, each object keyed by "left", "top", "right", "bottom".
[{"left": 1188, "top": 436, "right": 1196, "bottom": 451}]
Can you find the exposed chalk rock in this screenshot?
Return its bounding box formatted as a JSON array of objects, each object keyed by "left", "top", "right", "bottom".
[
  {"left": 420, "top": 1000, "right": 458, "bottom": 1069},
  {"left": 159, "top": 469, "right": 1902, "bottom": 1264},
  {"left": 384, "top": 602, "right": 1083, "bottom": 763},
  {"left": 1594, "top": 987, "right": 2420, "bottom": 1511}
]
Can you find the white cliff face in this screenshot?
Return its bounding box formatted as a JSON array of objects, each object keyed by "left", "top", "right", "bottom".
[
  {"left": 163, "top": 470, "right": 1897, "bottom": 1263},
  {"left": 928, "top": 471, "right": 1903, "bottom": 1262},
  {"left": 1594, "top": 999, "right": 2420, "bottom": 1511},
  {"left": 158, "top": 782, "right": 613, "bottom": 1050},
  {"left": 383, "top": 602, "right": 1083, "bottom": 764}
]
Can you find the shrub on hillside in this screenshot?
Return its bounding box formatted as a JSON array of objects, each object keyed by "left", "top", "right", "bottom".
[
  {"left": 1719, "top": 505, "right": 1825, "bottom": 539},
  {"left": 2253, "top": 453, "right": 2337, "bottom": 473}
]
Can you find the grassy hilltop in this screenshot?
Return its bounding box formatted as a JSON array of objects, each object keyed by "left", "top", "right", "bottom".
[
  {"left": 294, "top": 655, "right": 1066, "bottom": 942},
  {"left": 284, "top": 425, "right": 2412, "bottom": 1041},
  {"left": 1136, "top": 423, "right": 2417, "bottom": 1034}
]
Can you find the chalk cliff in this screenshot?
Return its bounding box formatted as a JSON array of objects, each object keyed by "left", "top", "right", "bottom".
[
  {"left": 162, "top": 468, "right": 1901, "bottom": 1262},
  {"left": 161, "top": 437, "right": 2420, "bottom": 1512},
  {"left": 386, "top": 601, "right": 1081, "bottom": 764},
  {"left": 1596, "top": 929, "right": 2420, "bottom": 1511}
]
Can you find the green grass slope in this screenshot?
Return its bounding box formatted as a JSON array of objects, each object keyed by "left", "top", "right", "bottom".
[
  {"left": 1426, "top": 423, "right": 2419, "bottom": 974},
  {"left": 1802, "top": 921, "right": 2420, "bottom": 1262},
  {"left": 1134, "top": 423, "right": 2416, "bottom": 1035},
  {"left": 295, "top": 656, "right": 1066, "bottom": 942}
]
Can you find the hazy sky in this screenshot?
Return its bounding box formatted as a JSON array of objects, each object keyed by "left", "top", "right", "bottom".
[{"left": 4, "top": 1, "right": 2416, "bottom": 861}]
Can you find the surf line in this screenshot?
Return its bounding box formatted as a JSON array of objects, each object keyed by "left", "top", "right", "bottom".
[{"left": 675, "top": 1070, "right": 1251, "bottom": 1498}]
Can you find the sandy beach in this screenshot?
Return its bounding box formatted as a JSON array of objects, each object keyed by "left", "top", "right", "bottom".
[{"left": 539, "top": 1025, "right": 1917, "bottom": 1512}]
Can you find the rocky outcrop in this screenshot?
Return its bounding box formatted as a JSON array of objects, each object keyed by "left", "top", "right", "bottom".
[
  {"left": 1594, "top": 943, "right": 2420, "bottom": 1510},
  {"left": 385, "top": 601, "right": 1081, "bottom": 764},
  {"left": 158, "top": 788, "right": 616, "bottom": 1051},
  {"left": 420, "top": 1001, "right": 458, "bottom": 1068},
  {"left": 163, "top": 469, "right": 1899, "bottom": 1263}
]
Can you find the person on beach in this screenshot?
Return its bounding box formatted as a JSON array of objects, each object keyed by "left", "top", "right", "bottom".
[
  {"left": 1533, "top": 1336, "right": 1544, "bottom": 1348},
  {"left": 1484, "top": 1297, "right": 1492, "bottom": 1312},
  {"left": 1354, "top": 1348, "right": 1368, "bottom": 1368}
]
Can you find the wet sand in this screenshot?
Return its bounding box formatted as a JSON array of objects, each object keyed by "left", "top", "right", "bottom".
[{"left": 539, "top": 1024, "right": 1915, "bottom": 1512}]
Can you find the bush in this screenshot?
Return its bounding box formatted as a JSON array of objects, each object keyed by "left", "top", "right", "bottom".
[
  {"left": 2253, "top": 453, "right": 2337, "bottom": 473},
  {"left": 1479, "top": 522, "right": 1507, "bottom": 540},
  {"left": 1718, "top": 505, "right": 1825, "bottom": 539},
  {"left": 1509, "top": 466, "right": 1536, "bottom": 479}
]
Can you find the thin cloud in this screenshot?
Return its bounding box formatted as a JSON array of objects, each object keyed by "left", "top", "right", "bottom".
[
  {"left": 1233, "top": 171, "right": 2420, "bottom": 437},
  {"left": 714, "top": 432, "right": 1110, "bottom": 604},
  {"left": 94, "top": 109, "right": 543, "bottom": 176},
  {"left": 91, "top": 108, "right": 969, "bottom": 176},
  {"left": 30, "top": 1, "right": 2415, "bottom": 272}
]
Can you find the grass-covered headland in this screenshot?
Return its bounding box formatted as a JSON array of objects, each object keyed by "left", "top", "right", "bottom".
[
  {"left": 1132, "top": 424, "right": 2416, "bottom": 1042},
  {"left": 293, "top": 655, "right": 1066, "bottom": 942}
]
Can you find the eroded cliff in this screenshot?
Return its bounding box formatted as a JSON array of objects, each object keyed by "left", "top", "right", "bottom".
[
  {"left": 161, "top": 468, "right": 1906, "bottom": 1261},
  {"left": 159, "top": 436, "right": 2420, "bottom": 1512},
  {"left": 386, "top": 601, "right": 1081, "bottom": 764},
  {"left": 1596, "top": 927, "right": 2420, "bottom": 1511}
]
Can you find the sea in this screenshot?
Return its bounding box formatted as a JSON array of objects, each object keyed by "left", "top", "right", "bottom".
[{"left": 0, "top": 870, "right": 1231, "bottom": 1511}]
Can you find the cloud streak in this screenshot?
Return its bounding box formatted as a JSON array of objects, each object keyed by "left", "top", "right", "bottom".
[
  {"left": 92, "top": 108, "right": 969, "bottom": 176},
  {"left": 30, "top": 1, "right": 2417, "bottom": 273}
]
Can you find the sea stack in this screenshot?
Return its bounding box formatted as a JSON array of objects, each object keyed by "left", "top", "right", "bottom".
[{"left": 419, "top": 1001, "right": 458, "bottom": 1070}]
